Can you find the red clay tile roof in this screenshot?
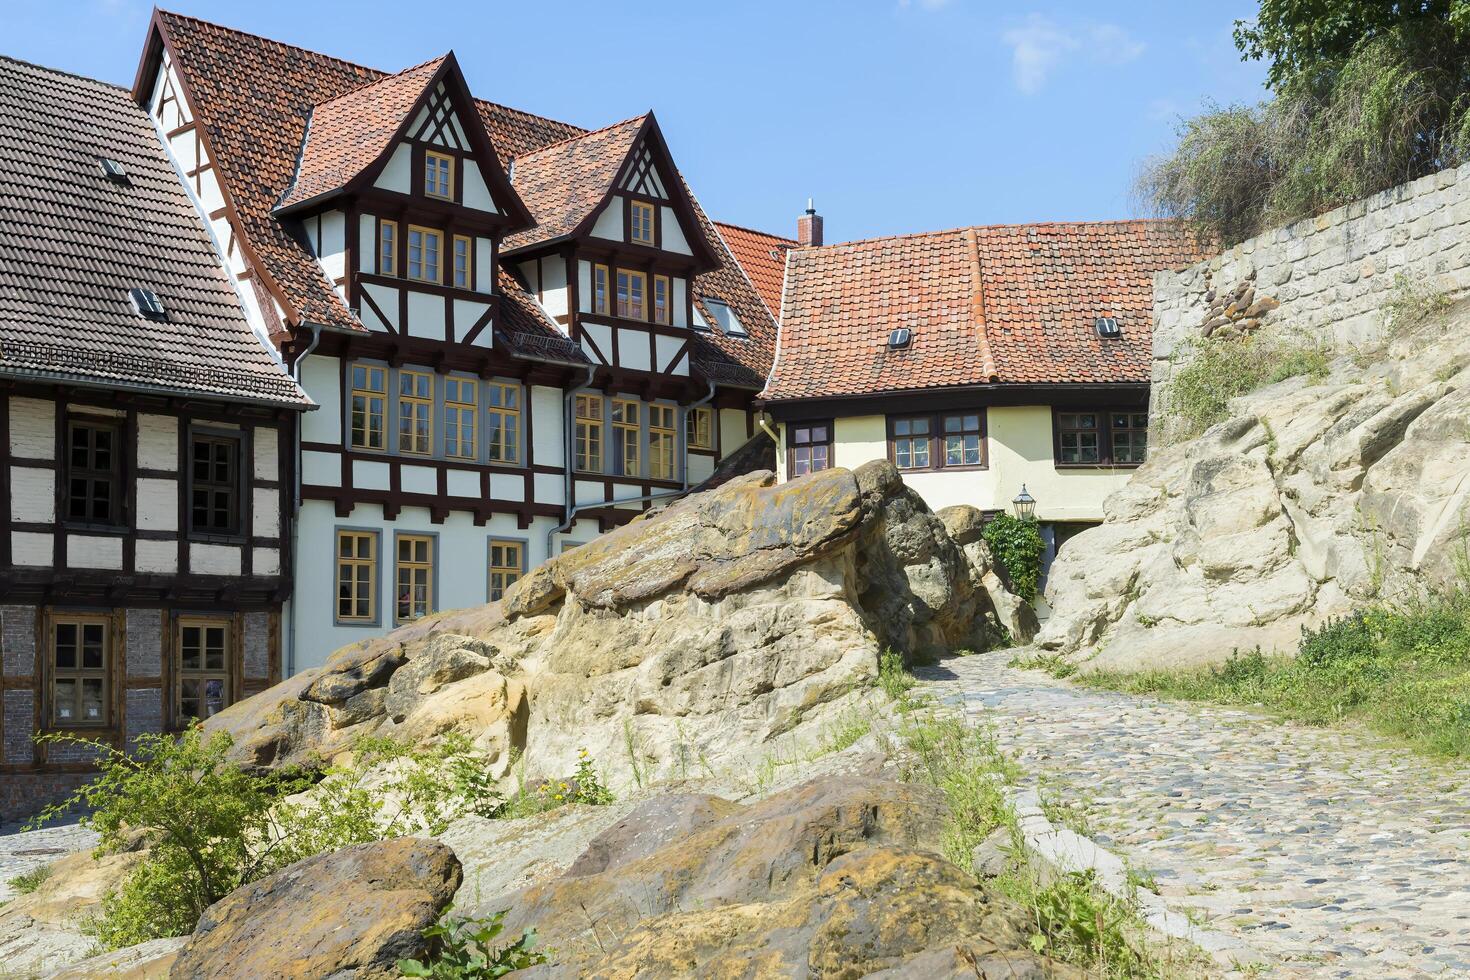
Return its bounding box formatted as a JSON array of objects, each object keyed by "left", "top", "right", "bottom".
[
  {"left": 501, "top": 116, "right": 647, "bottom": 252},
  {"left": 276, "top": 55, "right": 447, "bottom": 212},
  {"left": 713, "top": 222, "right": 793, "bottom": 320},
  {"left": 762, "top": 220, "right": 1207, "bottom": 401}
]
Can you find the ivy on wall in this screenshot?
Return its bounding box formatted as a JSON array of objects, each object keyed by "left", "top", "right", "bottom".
[{"left": 981, "top": 514, "right": 1045, "bottom": 602}]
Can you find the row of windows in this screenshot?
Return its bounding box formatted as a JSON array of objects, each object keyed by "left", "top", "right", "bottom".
[
  {"left": 377, "top": 220, "right": 474, "bottom": 288},
  {"left": 335, "top": 531, "right": 525, "bottom": 626},
  {"left": 787, "top": 409, "right": 1150, "bottom": 476},
  {"left": 590, "top": 265, "right": 673, "bottom": 324},
  {"left": 65, "top": 418, "right": 247, "bottom": 536},
  {"left": 49, "top": 614, "right": 234, "bottom": 729}
]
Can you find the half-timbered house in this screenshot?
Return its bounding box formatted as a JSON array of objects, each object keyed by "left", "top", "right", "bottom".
[
  {"left": 0, "top": 56, "right": 311, "bottom": 817},
  {"left": 131, "top": 12, "right": 778, "bottom": 670}
]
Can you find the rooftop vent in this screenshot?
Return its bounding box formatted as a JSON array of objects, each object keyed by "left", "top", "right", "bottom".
[
  {"left": 129, "top": 288, "right": 166, "bottom": 320},
  {"left": 1094, "top": 317, "right": 1121, "bottom": 339},
  {"left": 888, "top": 327, "right": 912, "bottom": 349},
  {"left": 99, "top": 158, "right": 128, "bottom": 182}
]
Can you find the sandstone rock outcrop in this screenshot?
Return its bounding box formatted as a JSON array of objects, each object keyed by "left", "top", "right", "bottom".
[
  {"left": 0, "top": 850, "right": 140, "bottom": 977},
  {"left": 168, "top": 838, "right": 461, "bottom": 980},
  {"left": 1039, "top": 306, "right": 1470, "bottom": 671},
  {"left": 208, "top": 462, "right": 1014, "bottom": 786}
]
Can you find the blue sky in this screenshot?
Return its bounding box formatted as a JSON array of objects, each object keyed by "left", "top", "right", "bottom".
[{"left": 6, "top": 0, "right": 1266, "bottom": 242}]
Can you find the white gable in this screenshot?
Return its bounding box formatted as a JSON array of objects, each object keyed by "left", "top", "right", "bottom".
[
  {"left": 375, "top": 142, "right": 412, "bottom": 192},
  {"left": 619, "top": 141, "right": 667, "bottom": 199},
  {"left": 409, "top": 82, "right": 470, "bottom": 151}
]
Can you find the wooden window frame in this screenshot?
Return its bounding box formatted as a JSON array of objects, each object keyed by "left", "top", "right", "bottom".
[
  {"left": 629, "top": 199, "right": 656, "bottom": 245},
  {"left": 48, "top": 614, "right": 111, "bottom": 728},
  {"left": 407, "top": 225, "right": 444, "bottom": 284},
  {"left": 616, "top": 268, "right": 647, "bottom": 320},
  {"left": 64, "top": 417, "right": 123, "bottom": 527},
  {"left": 649, "top": 403, "right": 676, "bottom": 481},
  {"left": 335, "top": 529, "right": 378, "bottom": 625},
  {"left": 486, "top": 381, "right": 521, "bottom": 465},
  {"left": 349, "top": 364, "right": 388, "bottom": 451},
  {"left": 574, "top": 393, "right": 604, "bottom": 473},
  {"left": 686, "top": 406, "right": 714, "bottom": 450},
  {"left": 593, "top": 264, "right": 610, "bottom": 315},
  {"left": 1109, "top": 410, "right": 1150, "bottom": 465},
  {"left": 1052, "top": 408, "right": 1149, "bottom": 468},
  {"left": 452, "top": 234, "right": 474, "bottom": 289},
  {"left": 786, "top": 420, "right": 833, "bottom": 479},
  {"left": 397, "top": 368, "right": 434, "bottom": 456},
  {"left": 175, "top": 615, "right": 232, "bottom": 727},
  {"left": 394, "top": 533, "right": 435, "bottom": 625},
  {"left": 487, "top": 539, "right": 524, "bottom": 603},
  {"left": 611, "top": 398, "right": 641, "bottom": 477},
  {"left": 188, "top": 431, "right": 243, "bottom": 537},
  {"left": 424, "top": 150, "right": 455, "bottom": 201},
  {"left": 886, "top": 411, "right": 987, "bottom": 473},
  {"left": 444, "top": 377, "right": 478, "bottom": 460},
  {"left": 653, "top": 274, "right": 671, "bottom": 325},
  {"left": 379, "top": 219, "right": 398, "bottom": 276}
]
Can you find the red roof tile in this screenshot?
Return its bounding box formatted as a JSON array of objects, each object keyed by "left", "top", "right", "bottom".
[
  {"left": 713, "top": 222, "right": 793, "bottom": 320},
  {"left": 762, "top": 220, "right": 1207, "bottom": 401}
]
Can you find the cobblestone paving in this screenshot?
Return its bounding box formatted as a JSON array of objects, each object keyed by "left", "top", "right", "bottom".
[
  {"left": 917, "top": 652, "right": 1470, "bottom": 979},
  {"left": 0, "top": 819, "right": 96, "bottom": 903}
]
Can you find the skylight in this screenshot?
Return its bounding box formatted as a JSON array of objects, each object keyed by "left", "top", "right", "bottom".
[
  {"left": 701, "top": 298, "right": 745, "bottom": 336},
  {"left": 887, "top": 328, "right": 912, "bottom": 350},
  {"left": 129, "top": 288, "right": 166, "bottom": 320},
  {"left": 1094, "top": 317, "right": 1121, "bottom": 340},
  {"left": 99, "top": 158, "right": 128, "bottom": 182}
]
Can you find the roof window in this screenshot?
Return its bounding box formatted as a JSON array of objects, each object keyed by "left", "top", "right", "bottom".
[
  {"left": 701, "top": 298, "right": 745, "bottom": 336},
  {"left": 887, "top": 328, "right": 912, "bottom": 350},
  {"left": 99, "top": 158, "right": 128, "bottom": 182},
  {"left": 1095, "top": 317, "right": 1121, "bottom": 339},
  {"left": 129, "top": 288, "right": 166, "bottom": 320}
]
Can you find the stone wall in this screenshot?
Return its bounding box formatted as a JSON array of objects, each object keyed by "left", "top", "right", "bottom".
[{"left": 1151, "top": 163, "right": 1470, "bottom": 440}]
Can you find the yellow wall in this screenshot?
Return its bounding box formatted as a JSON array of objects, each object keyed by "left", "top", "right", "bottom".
[{"left": 773, "top": 406, "right": 1134, "bottom": 522}]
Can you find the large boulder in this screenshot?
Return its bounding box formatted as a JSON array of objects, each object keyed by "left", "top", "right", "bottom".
[
  {"left": 206, "top": 462, "right": 1015, "bottom": 786},
  {"left": 0, "top": 850, "right": 140, "bottom": 977},
  {"left": 168, "top": 838, "right": 460, "bottom": 980}
]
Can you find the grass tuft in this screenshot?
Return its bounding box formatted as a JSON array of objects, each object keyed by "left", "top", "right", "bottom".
[
  {"left": 1165, "top": 331, "right": 1332, "bottom": 440},
  {"left": 7, "top": 864, "right": 51, "bottom": 896}
]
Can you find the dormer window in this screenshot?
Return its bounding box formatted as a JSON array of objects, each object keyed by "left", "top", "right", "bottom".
[
  {"left": 408, "top": 226, "right": 443, "bottom": 283},
  {"left": 630, "top": 200, "right": 655, "bottom": 245},
  {"left": 425, "top": 150, "right": 454, "bottom": 200}
]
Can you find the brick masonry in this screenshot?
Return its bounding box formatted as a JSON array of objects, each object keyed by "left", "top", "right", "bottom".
[
  {"left": 126, "top": 608, "right": 163, "bottom": 676},
  {"left": 1151, "top": 162, "right": 1470, "bottom": 440},
  {"left": 244, "top": 610, "right": 269, "bottom": 682},
  {"left": 1, "top": 604, "right": 35, "bottom": 677}
]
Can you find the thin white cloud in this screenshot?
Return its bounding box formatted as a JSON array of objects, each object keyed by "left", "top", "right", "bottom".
[
  {"left": 1001, "top": 14, "right": 1145, "bottom": 94},
  {"left": 898, "top": 0, "right": 955, "bottom": 10}
]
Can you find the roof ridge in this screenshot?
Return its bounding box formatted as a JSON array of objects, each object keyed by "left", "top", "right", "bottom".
[
  {"left": 713, "top": 219, "right": 796, "bottom": 245},
  {"left": 511, "top": 112, "right": 648, "bottom": 161},
  {"left": 0, "top": 53, "right": 127, "bottom": 92},
  {"left": 794, "top": 217, "right": 1189, "bottom": 253},
  {"left": 963, "top": 228, "right": 998, "bottom": 383}
]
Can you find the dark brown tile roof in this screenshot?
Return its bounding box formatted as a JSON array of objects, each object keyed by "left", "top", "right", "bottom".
[
  {"left": 0, "top": 56, "right": 308, "bottom": 407},
  {"left": 713, "top": 221, "right": 793, "bottom": 319},
  {"left": 276, "top": 55, "right": 447, "bottom": 212},
  {"left": 762, "top": 220, "right": 1207, "bottom": 401},
  {"left": 501, "top": 116, "right": 647, "bottom": 252}
]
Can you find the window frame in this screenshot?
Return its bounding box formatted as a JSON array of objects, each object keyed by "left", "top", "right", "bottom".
[
  {"left": 407, "top": 225, "right": 444, "bottom": 284},
  {"left": 649, "top": 403, "right": 676, "bottom": 481},
  {"left": 686, "top": 406, "right": 714, "bottom": 451},
  {"left": 444, "top": 376, "right": 478, "bottom": 460},
  {"left": 378, "top": 219, "right": 398, "bottom": 276},
  {"left": 574, "top": 393, "right": 604, "bottom": 473},
  {"left": 48, "top": 613, "right": 111, "bottom": 728},
  {"left": 629, "top": 199, "right": 656, "bottom": 245},
  {"left": 487, "top": 538, "right": 525, "bottom": 603},
  {"left": 452, "top": 234, "right": 474, "bottom": 289},
  {"left": 653, "top": 274, "right": 671, "bottom": 325},
  {"left": 63, "top": 416, "right": 124, "bottom": 528},
  {"left": 424, "top": 149, "right": 455, "bottom": 201},
  {"left": 592, "top": 264, "right": 610, "bottom": 315},
  {"left": 886, "top": 411, "right": 987, "bottom": 473},
  {"left": 616, "top": 268, "right": 648, "bottom": 320},
  {"left": 1052, "top": 407, "right": 1150, "bottom": 468},
  {"left": 393, "top": 532, "right": 436, "bottom": 626},
  {"left": 611, "top": 398, "right": 641, "bottom": 477},
  {"left": 335, "top": 529, "right": 379, "bottom": 626},
  {"left": 486, "top": 381, "right": 521, "bottom": 465},
  {"left": 396, "top": 368, "right": 434, "bottom": 456},
  {"left": 174, "top": 615, "right": 233, "bottom": 728},
  {"left": 187, "top": 430, "right": 244, "bottom": 538},
  {"left": 786, "top": 420, "right": 833, "bottom": 479},
  {"left": 349, "top": 364, "right": 388, "bottom": 451}
]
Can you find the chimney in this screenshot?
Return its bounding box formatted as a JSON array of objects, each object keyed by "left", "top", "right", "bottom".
[{"left": 797, "top": 198, "right": 823, "bottom": 247}]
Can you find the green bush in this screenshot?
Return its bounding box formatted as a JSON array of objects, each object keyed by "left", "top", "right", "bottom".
[
  {"left": 7, "top": 864, "right": 52, "bottom": 895},
  {"left": 399, "top": 909, "right": 548, "bottom": 979},
  {"left": 1165, "top": 333, "right": 1330, "bottom": 439},
  {"left": 981, "top": 514, "right": 1045, "bottom": 602}
]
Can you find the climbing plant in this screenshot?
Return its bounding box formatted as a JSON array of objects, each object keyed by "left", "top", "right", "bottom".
[{"left": 981, "top": 514, "right": 1045, "bottom": 602}]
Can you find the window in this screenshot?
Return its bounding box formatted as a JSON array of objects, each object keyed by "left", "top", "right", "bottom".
[
  {"left": 189, "top": 434, "right": 240, "bottom": 534},
  {"left": 687, "top": 406, "right": 714, "bottom": 450},
  {"left": 788, "top": 421, "right": 832, "bottom": 478},
  {"left": 574, "top": 394, "right": 603, "bottom": 472},
  {"left": 593, "top": 264, "right": 610, "bottom": 315},
  {"left": 1057, "top": 412, "right": 1101, "bottom": 465},
  {"left": 649, "top": 404, "right": 676, "bottom": 480},
  {"left": 488, "top": 540, "right": 523, "bottom": 602},
  {"left": 701, "top": 297, "right": 745, "bottom": 336},
  {"left": 453, "top": 235, "right": 473, "bottom": 289},
  {"left": 445, "top": 378, "right": 477, "bottom": 459},
  {"left": 487, "top": 382, "right": 520, "bottom": 464},
  {"left": 630, "top": 200, "right": 655, "bottom": 244},
  {"left": 176, "top": 617, "right": 230, "bottom": 724},
  {"left": 379, "top": 220, "right": 397, "bottom": 276},
  {"left": 891, "top": 417, "right": 932, "bottom": 470},
  {"left": 616, "top": 269, "right": 647, "bottom": 320},
  {"left": 51, "top": 616, "right": 109, "bottom": 726},
  {"left": 612, "top": 399, "right": 640, "bottom": 476},
  {"left": 890, "top": 414, "right": 985, "bottom": 471},
  {"left": 350, "top": 365, "right": 387, "bottom": 450},
  {"left": 65, "top": 419, "right": 121, "bottom": 525},
  {"left": 398, "top": 369, "right": 433, "bottom": 455},
  {"left": 336, "top": 530, "right": 376, "bottom": 623},
  {"left": 408, "top": 226, "right": 443, "bottom": 283},
  {"left": 395, "top": 534, "right": 434, "bottom": 624},
  {"left": 1111, "top": 412, "right": 1149, "bottom": 464},
  {"left": 942, "top": 413, "right": 984, "bottom": 467},
  {"left": 425, "top": 150, "right": 454, "bottom": 200},
  {"left": 653, "top": 275, "right": 670, "bottom": 325}
]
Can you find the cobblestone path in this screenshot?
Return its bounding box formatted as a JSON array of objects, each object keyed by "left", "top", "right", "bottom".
[{"left": 917, "top": 652, "right": 1470, "bottom": 979}]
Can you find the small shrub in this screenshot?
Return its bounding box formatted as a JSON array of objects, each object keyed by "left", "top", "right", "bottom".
[
  {"left": 571, "top": 748, "right": 614, "bottom": 806},
  {"left": 398, "top": 909, "right": 548, "bottom": 979},
  {"left": 981, "top": 514, "right": 1045, "bottom": 602},
  {"left": 1298, "top": 612, "right": 1378, "bottom": 668},
  {"left": 878, "top": 649, "right": 917, "bottom": 701},
  {"left": 1166, "top": 333, "right": 1331, "bottom": 439},
  {"left": 7, "top": 864, "right": 51, "bottom": 895}
]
